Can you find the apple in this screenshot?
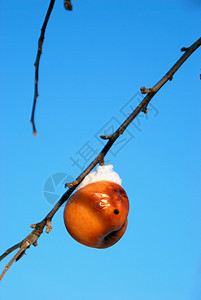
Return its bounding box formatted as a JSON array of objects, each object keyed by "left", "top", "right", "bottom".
[{"left": 63, "top": 180, "right": 129, "bottom": 248}]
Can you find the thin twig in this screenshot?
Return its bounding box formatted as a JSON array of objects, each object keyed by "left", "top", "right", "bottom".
[
  {"left": 0, "top": 242, "right": 22, "bottom": 261},
  {"left": 30, "top": 0, "right": 73, "bottom": 136},
  {"left": 1, "top": 37, "right": 200, "bottom": 281},
  {"left": 30, "top": 0, "right": 56, "bottom": 136},
  {"left": 0, "top": 247, "right": 26, "bottom": 281}
]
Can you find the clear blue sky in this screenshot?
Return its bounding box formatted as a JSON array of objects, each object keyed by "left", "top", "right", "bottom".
[{"left": 0, "top": 1, "right": 201, "bottom": 299}]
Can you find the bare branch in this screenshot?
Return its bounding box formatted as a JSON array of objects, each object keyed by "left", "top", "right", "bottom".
[
  {"left": 30, "top": 0, "right": 56, "bottom": 136},
  {"left": 0, "top": 242, "right": 22, "bottom": 261},
  {"left": 30, "top": 0, "right": 73, "bottom": 136},
  {"left": 0, "top": 247, "right": 26, "bottom": 281},
  {"left": 0, "top": 220, "right": 46, "bottom": 280},
  {"left": 151, "top": 38, "right": 201, "bottom": 93},
  {"left": 1, "top": 37, "right": 200, "bottom": 281}
]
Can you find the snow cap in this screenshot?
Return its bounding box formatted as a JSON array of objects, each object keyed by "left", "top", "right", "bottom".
[{"left": 77, "top": 164, "right": 122, "bottom": 191}]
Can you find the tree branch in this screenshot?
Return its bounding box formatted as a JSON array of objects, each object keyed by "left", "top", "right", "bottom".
[
  {"left": 0, "top": 242, "right": 22, "bottom": 261},
  {"left": 0, "top": 247, "right": 27, "bottom": 281},
  {"left": 30, "top": 0, "right": 73, "bottom": 136},
  {"left": 1, "top": 37, "right": 200, "bottom": 281},
  {"left": 30, "top": 0, "right": 56, "bottom": 136}
]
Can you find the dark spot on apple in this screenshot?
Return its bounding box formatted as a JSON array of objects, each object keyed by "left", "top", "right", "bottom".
[
  {"left": 103, "top": 229, "right": 119, "bottom": 243},
  {"left": 119, "top": 189, "right": 127, "bottom": 198},
  {"left": 114, "top": 209, "right": 119, "bottom": 215}
]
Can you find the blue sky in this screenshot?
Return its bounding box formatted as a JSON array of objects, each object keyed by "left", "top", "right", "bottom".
[{"left": 0, "top": 1, "right": 201, "bottom": 299}]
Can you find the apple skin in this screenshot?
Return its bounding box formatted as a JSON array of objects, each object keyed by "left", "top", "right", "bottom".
[{"left": 63, "top": 180, "right": 129, "bottom": 248}]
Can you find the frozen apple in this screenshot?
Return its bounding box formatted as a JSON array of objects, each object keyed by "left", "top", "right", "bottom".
[{"left": 63, "top": 165, "right": 129, "bottom": 248}]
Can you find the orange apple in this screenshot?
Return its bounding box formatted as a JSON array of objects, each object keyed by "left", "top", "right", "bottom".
[{"left": 63, "top": 180, "right": 129, "bottom": 248}]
